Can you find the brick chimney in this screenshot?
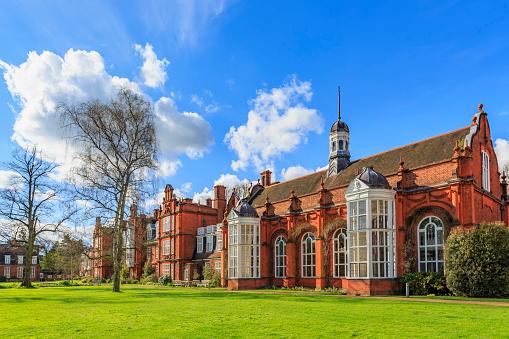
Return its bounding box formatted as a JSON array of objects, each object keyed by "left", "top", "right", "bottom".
[
  {"left": 260, "top": 170, "right": 272, "bottom": 187},
  {"left": 206, "top": 198, "right": 213, "bottom": 207},
  {"left": 213, "top": 185, "right": 226, "bottom": 221},
  {"left": 164, "top": 184, "right": 174, "bottom": 202}
]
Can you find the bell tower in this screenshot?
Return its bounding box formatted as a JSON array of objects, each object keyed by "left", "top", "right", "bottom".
[{"left": 328, "top": 86, "right": 350, "bottom": 177}]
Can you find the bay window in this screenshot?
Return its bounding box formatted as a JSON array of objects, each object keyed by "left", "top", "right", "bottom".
[{"left": 228, "top": 218, "right": 260, "bottom": 279}]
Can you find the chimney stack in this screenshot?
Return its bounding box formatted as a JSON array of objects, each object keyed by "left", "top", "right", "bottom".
[
  {"left": 261, "top": 170, "right": 272, "bottom": 187},
  {"left": 213, "top": 185, "right": 226, "bottom": 221},
  {"left": 206, "top": 198, "right": 213, "bottom": 207}
]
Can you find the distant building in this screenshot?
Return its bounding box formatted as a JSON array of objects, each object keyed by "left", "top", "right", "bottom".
[
  {"left": 0, "top": 240, "right": 40, "bottom": 282},
  {"left": 91, "top": 217, "right": 113, "bottom": 280}
]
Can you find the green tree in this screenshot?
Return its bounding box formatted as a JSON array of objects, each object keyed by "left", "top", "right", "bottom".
[{"left": 446, "top": 222, "right": 509, "bottom": 297}]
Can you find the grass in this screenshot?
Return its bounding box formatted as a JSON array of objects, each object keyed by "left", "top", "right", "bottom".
[{"left": 1, "top": 285, "right": 509, "bottom": 338}]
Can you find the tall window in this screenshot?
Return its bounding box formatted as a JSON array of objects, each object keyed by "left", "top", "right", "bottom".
[
  {"left": 162, "top": 263, "right": 171, "bottom": 276},
  {"left": 17, "top": 266, "right": 23, "bottom": 279},
  {"left": 333, "top": 229, "right": 347, "bottom": 278},
  {"left": 32, "top": 256, "right": 37, "bottom": 265},
  {"left": 4, "top": 266, "right": 10, "bottom": 278},
  {"left": 332, "top": 141, "right": 336, "bottom": 152},
  {"left": 348, "top": 200, "right": 368, "bottom": 278},
  {"left": 371, "top": 200, "right": 395, "bottom": 278},
  {"left": 338, "top": 140, "right": 344, "bottom": 150},
  {"left": 228, "top": 223, "right": 238, "bottom": 278},
  {"left": 206, "top": 234, "right": 214, "bottom": 252},
  {"left": 162, "top": 216, "right": 172, "bottom": 233},
  {"left": 301, "top": 232, "right": 316, "bottom": 278},
  {"left": 482, "top": 151, "right": 490, "bottom": 191},
  {"left": 216, "top": 229, "right": 223, "bottom": 251},
  {"left": 4, "top": 255, "right": 10, "bottom": 265},
  {"left": 274, "top": 236, "right": 286, "bottom": 278},
  {"left": 17, "top": 255, "right": 23, "bottom": 265},
  {"left": 196, "top": 236, "right": 203, "bottom": 253},
  {"left": 162, "top": 239, "right": 171, "bottom": 256},
  {"left": 418, "top": 216, "right": 444, "bottom": 273},
  {"left": 31, "top": 266, "right": 36, "bottom": 279}
]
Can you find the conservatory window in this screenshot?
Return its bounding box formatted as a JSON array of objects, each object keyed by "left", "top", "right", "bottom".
[
  {"left": 228, "top": 221, "right": 260, "bottom": 278},
  {"left": 418, "top": 216, "right": 444, "bottom": 273},
  {"left": 482, "top": 151, "right": 490, "bottom": 191},
  {"left": 371, "top": 200, "right": 395, "bottom": 278},
  {"left": 301, "top": 232, "right": 316, "bottom": 278},
  {"left": 333, "top": 229, "right": 347, "bottom": 278},
  {"left": 274, "top": 236, "right": 286, "bottom": 278},
  {"left": 348, "top": 200, "right": 368, "bottom": 278}
]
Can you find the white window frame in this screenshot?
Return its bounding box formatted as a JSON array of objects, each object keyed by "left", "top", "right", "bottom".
[
  {"left": 4, "top": 254, "right": 10, "bottom": 265},
  {"left": 417, "top": 216, "right": 445, "bottom": 273},
  {"left": 227, "top": 217, "right": 260, "bottom": 279},
  {"left": 4, "top": 266, "right": 10, "bottom": 278},
  {"left": 274, "top": 236, "right": 286, "bottom": 278},
  {"left": 31, "top": 266, "right": 36, "bottom": 279},
  {"left": 162, "top": 263, "right": 171, "bottom": 276},
  {"left": 32, "top": 256, "right": 37, "bottom": 265},
  {"left": 214, "top": 261, "right": 221, "bottom": 272},
  {"left": 206, "top": 234, "right": 214, "bottom": 252},
  {"left": 333, "top": 229, "right": 347, "bottom": 278},
  {"left": 17, "top": 255, "right": 23, "bottom": 265},
  {"left": 163, "top": 216, "right": 171, "bottom": 233},
  {"left": 216, "top": 229, "right": 223, "bottom": 251},
  {"left": 301, "top": 232, "right": 316, "bottom": 278},
  {"left": 197, "top": 236, "right": 203, "bottom": 253},
  {"left": 481, "top": 151, "right": 490, "bottom": 192},
  {"left": 346, "top": 181, "right": 396, "bottom": 279}
]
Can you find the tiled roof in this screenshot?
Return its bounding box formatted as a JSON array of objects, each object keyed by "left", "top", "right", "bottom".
[{"left": 252, "top": 126, "right": 470, "bottom": 207}]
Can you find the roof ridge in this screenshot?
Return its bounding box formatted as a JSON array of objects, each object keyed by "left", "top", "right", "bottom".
[{"left": 352, "top": 125, "right": 470, "bottom": 164}]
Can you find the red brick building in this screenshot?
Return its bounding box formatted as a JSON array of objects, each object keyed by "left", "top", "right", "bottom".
[
  {"left": 219, "top": 102, "right": 508, "bottom": 294},
  {"left": 90, "top": 98, "right": 508, "bottom": 295},
  {"left": 0, "top": 240, "right": 41, "bottom": 282},
  {"left": 91, "top": 217, "right": 113, "bottom": 279}
]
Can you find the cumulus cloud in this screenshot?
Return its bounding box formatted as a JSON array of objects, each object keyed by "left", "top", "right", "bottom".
[
  {"left": 0, "top": 48, "right": 213, "bottom": 180},
  {"left": 0, "top": 170, "right": 22, "bottom": 190},
  {"left": 495, "top": 138, "right": 509, "bottom": 172},
  {"left": 224, "top": 76, "right": 323, "bottom": 172},
  {"left": 192, "top": 173, "right": 251, "bottom": 204},
  {"left": 280, "top": 166, "right": 313, "bottom": 181},
  {"left": 155, "top": 96, "right": 213, "bottom": 160},
  {"left": 134, "top": 43, "right": 169, "bottom": 88}
]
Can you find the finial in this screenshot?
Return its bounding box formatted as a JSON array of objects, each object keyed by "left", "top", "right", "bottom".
[
  {"left": 290, "top": 190, "right": 296, "bottom": 198},
  {"left": 337, "top": 85, "right": 341, "bottom": 120},
  {"left": 478, "top": 103, "right": 484, "bottom": 112},
  {"left": 502, "top": 170, "right": 507, "bottom": 182},
  {"left": 265, "top": 195, "right": 270, "bottom": 204},
  {"left": 320, "top": 175, "right": 325, "bottom": 189}
]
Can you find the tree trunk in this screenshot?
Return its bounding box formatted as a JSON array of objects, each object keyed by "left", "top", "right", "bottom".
[{"left": 21, "top": 229, "right": 35, "bottom": 288}]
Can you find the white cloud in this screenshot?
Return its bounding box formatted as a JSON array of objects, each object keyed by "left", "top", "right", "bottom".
[
  {"left": 0, "top": 48, "right": 213, "bottom": 180},
  {"left": 0, "top": 170, "right": 22, "bottom": 190},
  {"left": 192, "top": 187, "right": 214, "bottom": 205},
  {"left": 495, "top": 138, "right": 509, "bottom": 172},
  {"left": 134, "top": 43, "right": 169, "bottom": 88},
  {"left": 280, "top": 166, "right": 313, "bottom": 181},
  {"left": 156, "top": 159, "right": 182, "bottom": 177},
  {"left": 155, "top": 96, "right": 213, "bottom": 160},
  {"left": 224, "top": 76, "right": 323, "bottom": 172},
  {"left": 192, "top": 173, "right": 251, "bottom": 204}
]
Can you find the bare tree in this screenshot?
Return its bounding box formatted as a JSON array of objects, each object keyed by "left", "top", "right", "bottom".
[
  {"left": 59, "top": 88, "right": 157, "bottom": 292},
  {"left": 0, "top": 146, "right": 75, "bottom": 287}
]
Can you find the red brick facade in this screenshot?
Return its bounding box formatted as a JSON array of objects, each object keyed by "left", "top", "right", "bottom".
[
  {"left": 0, "top": 240, "right": 41, "bottom": 282},
  {"left": 90, "top": 105, "right": 508, "bottom": 295}
]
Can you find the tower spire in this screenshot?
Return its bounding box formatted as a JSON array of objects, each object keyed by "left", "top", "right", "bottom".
[{"left": 337, "top": 85, "right": 341, "bottom": 120}]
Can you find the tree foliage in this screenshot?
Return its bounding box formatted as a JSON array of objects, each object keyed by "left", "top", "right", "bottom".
[{"left": 445, "top": 222, "right": 509, "bottom": 297}]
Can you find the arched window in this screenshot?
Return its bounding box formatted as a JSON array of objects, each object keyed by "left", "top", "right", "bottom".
[
  {"left": 482, "top": 151, "right": 490, "bottom": 191},
  {"left": 301, "top": 232, "right": 316, "bottom": 278},
  {"left": 274, "top": 236, "right": 286, "bottom": 278},
  {"left": 333, "top": 229, "right": 347, "bottom": 278},
  {"left": 418, "top": 216, "right": 445, "bottom": 273},
  {"left": 338, "top": 140, "right": 344, "bottom": 150},
  {"left": 332, "top": 141, "right": 336, "bottom": 152}
]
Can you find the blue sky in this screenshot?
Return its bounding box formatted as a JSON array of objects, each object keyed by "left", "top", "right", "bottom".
[{"left": 0, "top": 0, "right": 508, "bottom": 209}]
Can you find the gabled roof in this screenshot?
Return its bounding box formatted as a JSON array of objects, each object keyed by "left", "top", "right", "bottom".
[{"left": 252, "top": 126, "right": 470, "bottom": 207}]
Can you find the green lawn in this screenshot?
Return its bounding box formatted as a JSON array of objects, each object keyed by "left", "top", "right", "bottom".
[{"left": 1, "top": 285, "right": 508, "bottom": 338}]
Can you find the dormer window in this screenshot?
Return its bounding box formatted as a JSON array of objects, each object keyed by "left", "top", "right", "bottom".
[{"left": 481, "top": 151, "right": 490, "bottom": 191}]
